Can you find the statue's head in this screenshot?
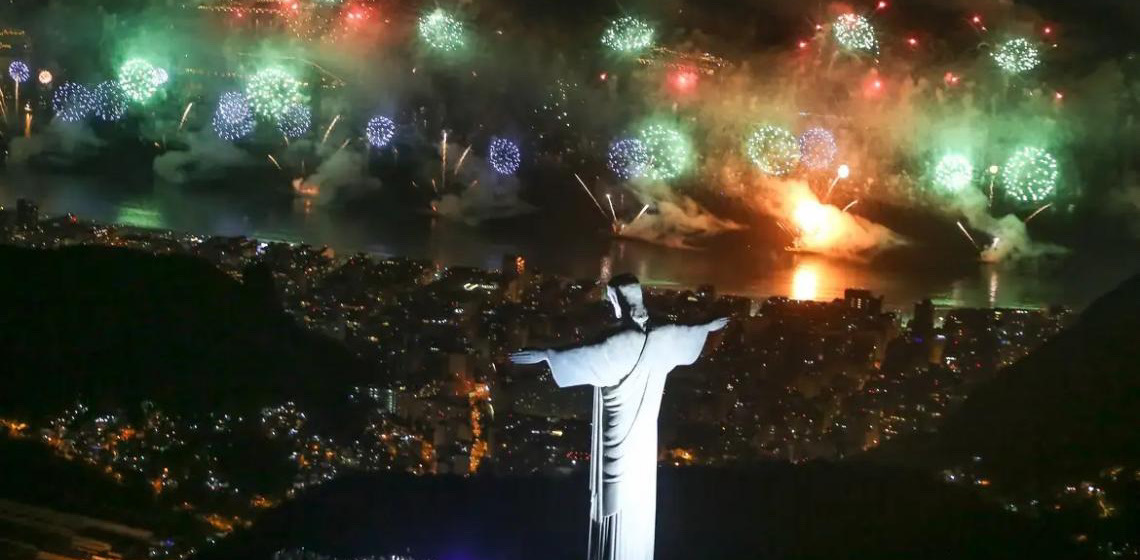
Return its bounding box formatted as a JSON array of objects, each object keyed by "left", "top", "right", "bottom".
[{"left": 606, "top": 274, "right": 648, "bottom": 330}]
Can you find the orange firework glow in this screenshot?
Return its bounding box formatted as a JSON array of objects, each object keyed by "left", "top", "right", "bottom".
[
  {"left": 292, "top": 178, "right": 320, "bottom": 198},
  {"left": 791, "top": 262, "right": 819, "bottom": 301},
  {"left": 792, "top": 199, "right": 836, "bottom": 247}
]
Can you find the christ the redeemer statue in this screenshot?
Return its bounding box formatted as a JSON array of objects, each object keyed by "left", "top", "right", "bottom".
[{"left": 510, "top": 274, "right": 727, "bottom": 560}]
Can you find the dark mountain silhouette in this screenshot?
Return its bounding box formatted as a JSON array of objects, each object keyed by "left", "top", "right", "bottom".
[
  {"left": 882, "top": 272, "right": 1140, "bottom": 491},
  {"left": 0, "top": 438, "right": 196, "bottom": 536},
  {"left": 197, "top": 463, "right": 1085, "bottom": 560},
  {"left": 0, "top": 245, "right": 373, "bottom": 424}
]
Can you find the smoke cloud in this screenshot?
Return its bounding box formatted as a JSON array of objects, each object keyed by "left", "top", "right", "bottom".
[
  {"left": 433, "top": 141, "right": 536, "bottom": 224},
  {"left": 621, "top": 196, "right": 743, "bottom": 249},
  {"left": 8, "top": 121, "right": 104, "bottom": 166},
  {"left": 301, "top": 145, "right": 381, "bottom": 205},
  {"left": 153, "top": 132, "right": 253, "bottom": 184}
]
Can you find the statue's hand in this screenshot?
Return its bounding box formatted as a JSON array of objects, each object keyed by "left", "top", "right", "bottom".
[
  {"left": 508, "top": 349, "right": 550, "bottom": 365},
  {"left": 704, "top": 317, "right": 730, "bottom": 332}
]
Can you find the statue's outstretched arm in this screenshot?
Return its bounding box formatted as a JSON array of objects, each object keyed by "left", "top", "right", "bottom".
[
  {"left": 509, "top": 333, "right": 641, "bottom": 388},
  {"left": 703, "top": 317, "right": 730, "bottom": 332}
]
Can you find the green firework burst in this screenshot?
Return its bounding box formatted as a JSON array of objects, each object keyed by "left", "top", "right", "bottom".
[
  {"left": 118, "top": 58, "right": 162, "bottom": 103},
  {"left": 636, "top": 122, "right": 692, "bottom": 181},
  {"left": 834, "top": 14, "right": 878, "bottom": 54},
  {"left": 1002, "top": 147, "right": 1057, "bottom": 203},
  {"left": 245, "top": 67, "right": 306, "bottom": 121},
  {"left": 746, "top": 125, "right": 801, "bottom": 176},
  {"left": 992, "top": 38, "right": 1041, "bottom": 75},
  {"left": 601, "top": 16, "right": 654, "bottom": 53},
  {"left": 419, "top": 9, "right": 466, "bottom": 52},
  {"left": 933, "top": 153, "right": 975, "bottom": 193}
]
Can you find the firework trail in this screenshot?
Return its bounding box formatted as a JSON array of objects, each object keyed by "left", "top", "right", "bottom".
[
  {"left": 573, "top": 173, "right": 608, "bottom": 219},
  {"left": 956, "top": 221, "right": 980, "bottom": 250},
  {"left": 440, "top": 130, "right": 448, "bottom": 191},
  {"left": 1024, "top": 202, "right": 1053, "bottom": 223},
  {"left": 321, "top": 114, "right": 341, "bottom": 145},
  {"left": 454, "top": 145, "right": 472, "bottom": 176},
  {"left": 178, "top": 102, "right": 193, "bottom": 131},
  {"left": 267, "top": 154, "right": 283, "bottom": 170},
  {"left": 841, "top": 199, "right": 859, "bottom": 213},
  {"left": 606, "top": 193, "right": 618, "bottom": 221},
  {"left": 630, "top": 204, "right": 650, "bottom": 226}
]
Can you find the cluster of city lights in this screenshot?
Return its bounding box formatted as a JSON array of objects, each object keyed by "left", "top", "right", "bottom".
[{"left": 488, "top": 137, "right": 521, "bottom": 176}]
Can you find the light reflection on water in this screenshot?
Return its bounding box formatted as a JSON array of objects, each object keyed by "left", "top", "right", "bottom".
[
  {"left": 791, "top": 262, "right": 819, "bottom": 302},
  {"left": 2, "top": 171, "right": 1135, "bottom": 311}
]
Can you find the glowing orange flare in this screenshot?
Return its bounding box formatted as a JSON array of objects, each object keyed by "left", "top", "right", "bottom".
[
  {"left": 792, "top": 263, "right": 820, "bottom": 301},
  {"left": 793, "top": 200, "right": 830, "bottom": 243}
]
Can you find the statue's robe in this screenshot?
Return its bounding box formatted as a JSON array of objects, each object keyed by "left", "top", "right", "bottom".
[{"left": 547, "top": 325, "right": 712, "bottom": 560}]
